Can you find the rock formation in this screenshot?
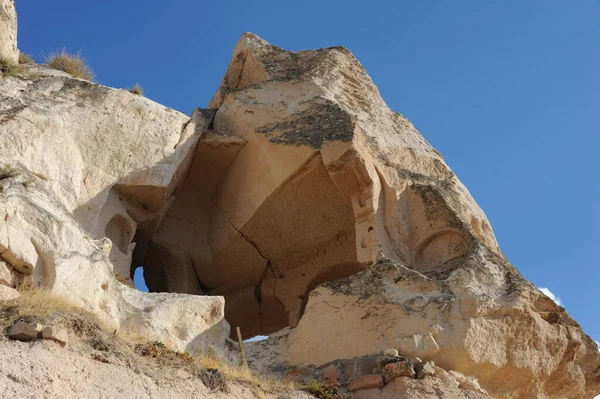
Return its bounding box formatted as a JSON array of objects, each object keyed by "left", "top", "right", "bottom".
[
  {"left": 1, "top": 3, "right": 599, "bottom": 398},
  {"left": 144, "top": 34, "right": 598, "bottom": 398},
  {"left": 0, "top": 0, "right": 18, "bottom": 63},
  {"left": 0, "top": 159, "right": 228, "bottom": 354}
]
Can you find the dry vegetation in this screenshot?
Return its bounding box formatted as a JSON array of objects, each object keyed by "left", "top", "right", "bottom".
[
  {"left": 46, "top": 49, "right": 94, "bottom": 81},
  {"left": 299, "top": 381, "right": 351, "bottom": 399},
  {"left": 128, "top": 83, "right": 144, "bottom": 96},
  {"left": 0, "top": 57, "right": 22, "bottom": 76},
  {"left": 0, "top": 288, "right": 296, "bottom": 398},
  {"left": 18, "top": 52, "right": 34, "bottom": 65}
]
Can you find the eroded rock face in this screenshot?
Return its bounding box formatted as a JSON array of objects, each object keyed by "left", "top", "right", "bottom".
[
  {"left": 0, "top": 0, "right": 18, "bottom": 63},
  {"left": 290, "top": 258, "right": 600, "bottom": 398},
  {"left": 245, "top": 256, "right": 600, "bottom": 398},
  {"left": 0, "top": 160, "right": 229, "bottom": 355},
  {"left": 137, "top": 33, "right": 599, "bottom": 398},
  {"left": 144, "top": 33, "right": 498, "bottom": 340},
  {"left": 0, "top": 65, "right": 204, "bottom": 281}
]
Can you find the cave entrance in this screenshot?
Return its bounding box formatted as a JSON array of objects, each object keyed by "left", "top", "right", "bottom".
[{"left": 131, "top": 142, "right": 368, "bottom": 339}]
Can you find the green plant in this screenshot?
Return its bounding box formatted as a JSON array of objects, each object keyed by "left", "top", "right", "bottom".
[
  {"left": 46, "top": 49, "right": 94, "bottom": 81},
  {"left": 18, "top": 52, "right": 34, "bottom": 65},
  {"left": 0, "top": 57, "right": 22, "bottom": 76},
  {"left": 128, "top": 83, "right": 144, "bottom": 96}
]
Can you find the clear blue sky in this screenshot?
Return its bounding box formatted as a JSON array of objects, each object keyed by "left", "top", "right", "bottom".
[{"left": 16, "top": 1, "right": 600, "bottom": 342}]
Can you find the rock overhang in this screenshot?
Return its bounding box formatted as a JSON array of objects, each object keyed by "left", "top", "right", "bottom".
[{"left": 137, "top": 32, "right": 501, "bottom": 339}]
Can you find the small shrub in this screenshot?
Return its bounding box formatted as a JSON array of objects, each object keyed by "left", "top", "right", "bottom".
[
  {"left": 128, "top": 83, "right": 144, "bottom": 96},
  {"left": 18, "top": 53, "right": 34, "bottom": 65},
  {"left": 46, "top": 49, "right": 94, "bottom": 81},
  {"left": 300, "top": 381, "right": 350, "bottom": 399},
  {"left": 199, "top": 368, "right": 229, "bottom": 392},
  {"left": 0, "top": 57, "right": 22, "bottom": 76}
]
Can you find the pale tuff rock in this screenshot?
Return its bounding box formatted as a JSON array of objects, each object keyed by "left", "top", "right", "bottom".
[
  {"left": 0, "top": 0, "right": 18, "bottom": 63},
  {"left": 144, "top": 32, "right": 499, "bottom": 342},
  {"left": 281, "top": 257, "right": 600, "bottom": 398},
  {"left": 0, "top": 65, "right": 203, "bottom": 279},
  {"left": 0, "top": 161, "right": 229, "bottom": 355},
  {"left": 0, "top": 283, "right": 19, "bottom": 300},
  {"left": 415, "top": 361, "right": 436, "bottom": 380},
  {"left": 201, "top": 34, "right": 600, "bottom": 398},
  {"left": 41, "top": 326, "right": 68, "bottom": 346},
  {"left": 352, "top": 375, "right": 492, "bottom": 399}
]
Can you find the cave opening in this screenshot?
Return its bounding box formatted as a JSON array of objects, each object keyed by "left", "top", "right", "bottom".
[{"left": 130, "top": 147, "right": 367, "bottom": 340}]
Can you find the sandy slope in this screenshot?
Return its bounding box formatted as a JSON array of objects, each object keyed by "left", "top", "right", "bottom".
[{"left": 0, "top": 338, "right": 310, "bottom": 399}]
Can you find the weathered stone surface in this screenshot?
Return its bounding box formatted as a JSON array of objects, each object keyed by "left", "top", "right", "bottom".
[
  {"left": 201, "top": 34, "right": 600, "bottom": 398},
  {"left": 382, "top": 348, "right": 399, "bottom": 358},
  {"left": 382, "top": 360, "right": 415, "bottom": 382},
  {"left": 347, "top": 374, "right": 383, "bottom": 391},
  {"left": 353, "top": 375, "right": 493, "bottom": 399},
  {"left": 283, "top": 258, "right": 600, "bottom": 398},
  {"left": 8, "top": 321, "right": 41, "bottom": 341},
  {"left": 323, "top": 364, "right": 340, "bottom": 384},
  {"left": 41, "top": 326, "right": 68, "bottom": 346},
  {"left": 0, "top": 0, "right": 18, "bottom": 63},
  {"left": 0, "top": 160, "right": 229, "bottom": 355},
  {"left": 0, "top": 65, "right": 204, "bottom": 279},
  {"left": 0, "top": 283, "right": 19, "bottom": 300},
  {"left": 448, "top": 370, "right": 489, "bottom": 396},
  {"left": 415, "top": 361, "right": 436, "bottom": 380},
  {"left": 0, "top": 260, "right": 17, "bottom": 287},
  {"left": 144, "top": 32, "right": 498, "bottom": 340}
]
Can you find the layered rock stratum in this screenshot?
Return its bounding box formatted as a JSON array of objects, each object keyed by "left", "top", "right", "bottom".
[{"left": 1, "top": 2, "right": 599, "bottom": 398}]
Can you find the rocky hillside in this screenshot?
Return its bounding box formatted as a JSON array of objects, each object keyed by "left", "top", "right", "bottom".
[{"left": 1, "top": 1, "right": 599, "bottom": 398}]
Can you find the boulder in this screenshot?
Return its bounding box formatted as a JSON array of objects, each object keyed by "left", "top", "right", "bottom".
[
  {"left": 0, "top": 284, "right": 19, "bottom": 300},
  {"left": 0, "top": 0, "right": 18, "bottom": 64},
  {"left": 0, "top": 260, "right": 17, "bottom": 287},
  {"left": 415, "top": 361, "right": 436, "bottom": 380},
  {"left": 8, "top": 321, "right": 41, "bottom": 341},
  {"left": 381, "top": 360, "right": 415, "bottom": 383},
  {"left": 41, "top": 326, "right": 68, "bottom": 346},
  {"left": 0, "top": 160, "right": 229, "bottom": 355}
]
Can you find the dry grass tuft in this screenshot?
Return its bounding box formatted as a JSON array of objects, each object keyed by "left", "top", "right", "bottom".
[
  {"left": 128, "top": 83, "right": 144, "bottom": 96},
  {"left": 18, "top": 52, "right": 34, "bottom": 65},
  {"left": 300, "top": 380, "right": 351, "bottom": 399},
  {"left": 46, "top": 49, "right": 94, "bottom": 81},
  {"left": 0, "top": 57, "right": 23, "bottom": 76},
  {"left": 0, "top": 287, "right": 83, "bottom": 321},
  {"left": 196, "top": 355, "right": 293, "bottom": 394}
]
